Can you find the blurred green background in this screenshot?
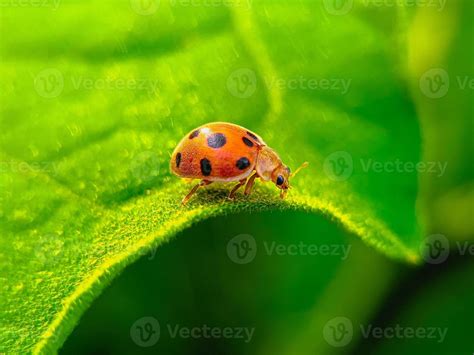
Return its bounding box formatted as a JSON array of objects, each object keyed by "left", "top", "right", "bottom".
[{"left": 0, "top": 0, "right": 472, "bottom": 354}]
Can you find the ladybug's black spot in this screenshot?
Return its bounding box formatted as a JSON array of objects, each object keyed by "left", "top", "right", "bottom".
[
  {"left": 175, "top": 152, "right": 182, "bottom": 168},
  {"left": 236, "top": 157, "right": 250, "bottom": 170},
  {"left": 189, "top": 129, "right": 200, "bottom": 139},
  {"left": 242, "top": 137, "right": 254, "bottom": 147},
  {"left": 200, "top": 158, "right": 212, "bottom": 176},
  {"left": 246, "top": 131, "right": 260, "bottom": 143},
  {"left": 207, "top": 133, "right": 227, "bottom": 148}
]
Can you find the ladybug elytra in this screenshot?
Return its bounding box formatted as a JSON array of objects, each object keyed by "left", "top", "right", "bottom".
[{"left": 170, "top": 122, "right": 308, "bottom": 205}]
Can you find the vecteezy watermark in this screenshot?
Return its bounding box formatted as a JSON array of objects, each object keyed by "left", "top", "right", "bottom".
[
  {"left": 130, "top": 0, "right": 252, "bottom": 13},
  {"left": 456, "top": 241, "right": 474, "bottom": 257},
  {"left": 226, "top": 234, "right": 351, "bottom": 264},
  {"left": 35, "top": 233, "right": 64, "bottom": 267},
  {"left": 323, "top": 151, "right": 448, "bottom": 181},
  {"left": 0, "top": 160, "right": 60, "bottom": 175},
  {"left": 323, "top": 0, "right": 353, "bottom": 15},
  {"left": 322, "top": 0, "right": 446, "bottom": 16},
  {"left": 420, "top": 234, "right": 474, "bottom": 264},
  {"left": 34, "top": 68, "right": 161, "bottom": 98},
  {"left": 264, "top": 241, "right": 351, "bottom": 260},
  {"left": 129, "top": 151, "right": 160, "bottom": 182},
  {"left": 359, "top": 324, "right": 448, "bottom": 343},
  {"left": 323, "top": 316, "right": 354, "bottom": 347},
  {"left": 227, "top": 234, "right": 257, "bottom": 264},
  {"left": 70, "top": 76, "right": 160, "bottom": 94},
  {"left": 169, "top": 0, "right": 252, "bottom": 9},
  {"left": 419, "top": 68, "right": 449, "bottom": 98},
  {"left": 323, "top": 151, "right": 354, "bottom": 181},
  {"left": 226, "top": 68, "right": 257, "bottom": 99},
  {"left": 0, "top": 0, "right": 61, "bottom": 10},
  {"left": 130, "top": 0, "right": 160, "bottom": 15},
  {"left": 419, "top": 68, "right": 474, "bottom": 99},
  {"left": 362, "top": 0, "right": 446, "bottom": 11},
  {"left": 130, "top": 317, "right": 255, "bottom": 347},
  {"left": 167, "top": 324, "right": 255, "bottom": 343},
  {"left": 420, "top": 234, "right": 450, "bottom": 264},
  {"left": 130, "top": 317, "right": 160, "bottom": 347},
  {"left": 266, "top": 77, "right": 352, "bottom": 95},
  {"left": 359, "top": 159, "right": 448, "bottom": 177},
  {"left": 34, "top": 68, "right": 64, "bottom": 98},
  {"left": 323, "top": 317, "right": 448, "bottom": 347}
]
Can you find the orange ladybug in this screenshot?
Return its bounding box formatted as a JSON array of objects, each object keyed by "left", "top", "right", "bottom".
[{"left": 170, "top": 122, "right": 308, "bottom": 205}]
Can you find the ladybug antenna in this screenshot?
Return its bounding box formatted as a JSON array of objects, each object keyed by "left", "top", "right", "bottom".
[{"left": 290, "top": 161, "right": 309, "bottom": 178}]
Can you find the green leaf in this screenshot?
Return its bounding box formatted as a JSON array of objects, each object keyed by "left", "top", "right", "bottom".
[
  {"left": 2, "top": 0, "right": 460, "bottom": 352},
  {"left": 61, "top": 210, "right": 403, "bottom": 355}
]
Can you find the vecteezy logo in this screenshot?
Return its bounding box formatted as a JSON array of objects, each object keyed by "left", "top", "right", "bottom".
[
  {"left": 130, "top": 0, "right": 160, "bottom": 15},
  {"left": 323, "top": 151, "right": 353, "bottom": 181},
  {"left": 323, "top": 0, "right": 353, "bottom": 15},
  {"left": 227, "top": 234, "right": 257, "bottom": 264},
  {"left": 419, "top": 68, "right": 450, "bottom": 98},
  {"left": 35, "top": 233, "right": 64, "bottom": 267},
  {"left": 421, "top": 234, "right": 449, "bottom": 264},
  {"left": 323, "top": 316, "right": 353, "bottom": 347},
  {"left": 130, "top": 150, "right": 160, "bottom": 182},
  {"left": 34, "top": 68, "right": 64, "bottom": 98},
  {"left": 130, "top": 316, "right": 160, "bottom": 347},
  {"left": 226, "top": 68, "right": 257, "bottom": 98}
]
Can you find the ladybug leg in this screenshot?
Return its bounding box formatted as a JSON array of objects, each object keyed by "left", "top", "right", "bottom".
[
  {"left": 244, "top": 172, "right": 258, "bottom": 196},
  {"left": 181, "top": 180, "right": 212, "bottom": 206},
  {"left": 228, "top": 178, "right": 247, "bottom": 200}
]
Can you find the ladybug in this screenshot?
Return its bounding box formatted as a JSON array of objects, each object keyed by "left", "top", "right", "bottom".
[{"left": 170, "top": 122, "right": 308, "bottom": 205}]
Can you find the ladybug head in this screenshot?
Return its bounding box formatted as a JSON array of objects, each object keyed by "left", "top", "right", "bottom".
[
  {"left": 272, "top": 165, "right": 291, "bottom": 191},
  {"left": 255, "top": 147, "right": 308, "bottom": 198},
  {"left": 274, "top": 162, "right": 309, "bottom": 199}
]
